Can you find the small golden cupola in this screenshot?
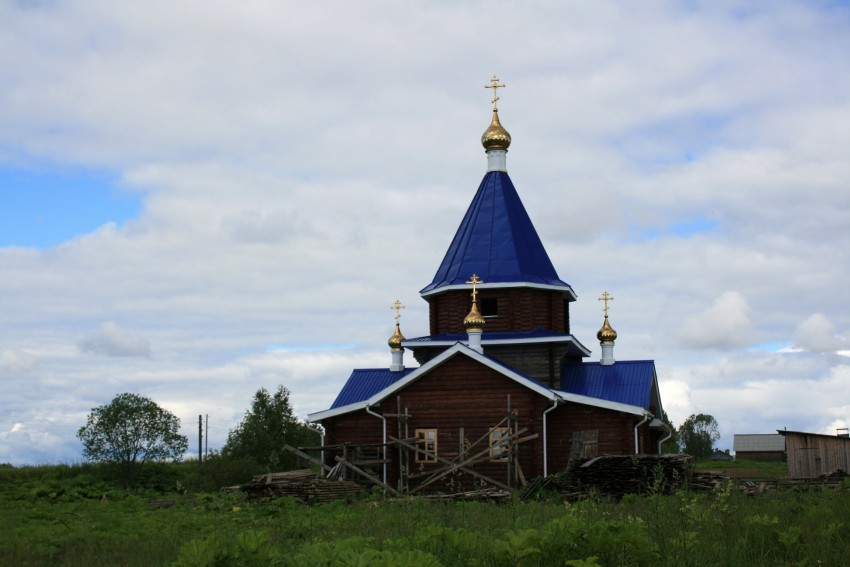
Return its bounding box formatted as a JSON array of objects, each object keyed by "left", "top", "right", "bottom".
[
  {"left": 597, "top": 315, "right": 618, "bottom": 344},
  {"left": 481, "top": 108, "right": 511, "bottom": 151},
  {"left": 481, "top": 75, "right": 511, "bottom": 172},
  {"left": 464, "top": 274, "right": 486, "bottom": 353},
  {"left": 388, "top": 300, "right": 406, "bottom": 372},
  {"left": 597, "top": 291, "right": 617, "bottom": 365}
]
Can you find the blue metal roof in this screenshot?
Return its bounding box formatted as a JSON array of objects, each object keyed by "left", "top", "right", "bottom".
[
  {"left": 560, "top": 361, "right": 656, "bottom": 409},
  {"left": 421, "top": 171, "right": 571, "bottom": 294},
  {"left": 330, "top": 368, "right": 416, "bottom": 409}
]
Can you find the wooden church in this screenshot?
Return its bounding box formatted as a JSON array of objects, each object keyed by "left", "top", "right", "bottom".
[{"left": 308, "top": 78, "right": 668, "bottom": 493}]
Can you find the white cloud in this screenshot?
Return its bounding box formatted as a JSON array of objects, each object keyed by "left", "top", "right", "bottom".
[
  {"left": 0, "top": 348, "right": 38, "bottom": 372},
  {"left": 78, "top": 322, "right": 151, "bottom": 357},
  {"left": 795, "top": 313, "right": 847, "bottom": 353},
  {"left": 681, "top": 291, "right": 753, "bottom": 350}
]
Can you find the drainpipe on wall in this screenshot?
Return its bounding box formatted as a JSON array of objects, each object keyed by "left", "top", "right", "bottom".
[
  {"left": 542, "top": 398, "right": 560, "bottom": 478},
  {"left": 365, "top": 404, "right": 388, "bottom": 487},
  {"left": 634, "top": 413, "right": 652, "bottom": 454},
  {"left": 657, "top": 422, "right": 673, "bottom": 454}
]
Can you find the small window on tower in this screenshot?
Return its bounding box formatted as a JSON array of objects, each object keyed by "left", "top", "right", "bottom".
[{"left": 481, "top": 297, "right": 498, "bottom": 317}]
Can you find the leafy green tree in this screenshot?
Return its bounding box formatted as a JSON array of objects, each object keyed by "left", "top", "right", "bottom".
[
  {"left": 222, "top": 385, "right": 317, "bottom": 471},
  {"left": 659, "top": 410, "right": 680, "bottom": 454},
  {"left": 77, "top": 393, "right": 188, "bottom": 487},
  {"left": 678, "top": 413, "right": 720, "bottom": 459}
]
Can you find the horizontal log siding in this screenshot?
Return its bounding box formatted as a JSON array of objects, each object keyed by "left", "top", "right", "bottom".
[
  {"left": 321, "top": 411, "right": 385, "bottom": 469},
  {"left": 393, "top": 355, "right": 549, "bottom": 488},
  {"left": 428, "top": 288, "right": 567, "bottom": 335},
  {"left": 546, "top": 402, "right": 638, "bottom": 473}
]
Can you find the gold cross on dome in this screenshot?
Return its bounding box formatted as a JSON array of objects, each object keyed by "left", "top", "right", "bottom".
[
  {"left": 598, "top": 291, "right": 614, "bottom": 318},
  {"left": 485, "top": 75, "right": 506, "bottom": 110},
  {"left": 390, "top": 300, "right": 405, "bottom": 324},
  {"left": 466, "top": 274, "right": 484, "bottom": 302}
]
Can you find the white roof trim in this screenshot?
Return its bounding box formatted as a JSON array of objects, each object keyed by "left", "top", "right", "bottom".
[
  {"left": 401, "top": 335, "right": 592, "bottom": 356},
  {"left": 310, "top": 343, "right": 650, "bottom": 422},
  {"left": 420, "top": 281, "right": 577, "bottom": 301},
  {"left": 553, "top": 390, "right": 647, "bottom": 416}
]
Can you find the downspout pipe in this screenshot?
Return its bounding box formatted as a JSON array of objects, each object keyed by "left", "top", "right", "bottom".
[
  {"left": 657, "top": 422, "right": 674, "bottom": 454},
  {"left": 365, "top": 404, "right": 388, "bottom": 487},
  {"left": 542, "top": 398, "right": 559, "bottom": 478},
  {"left": 634, "top": 413, "right": 652, "bottom": 454}
]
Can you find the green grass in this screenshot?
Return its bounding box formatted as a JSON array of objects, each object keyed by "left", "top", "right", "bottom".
[
  {"left": 693, "top": 458, "right": 789, "bottom": 478},
  {"left": 1, "top": 462, "right": 847, "bottom": 566}
]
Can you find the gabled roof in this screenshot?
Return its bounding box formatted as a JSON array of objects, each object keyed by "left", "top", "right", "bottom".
[
  {"left": 559, "top": 360, "right": 659, "bottom": 412},
  {"left": 309, "top": 343, "right": 648, "bottom": 422},
  {"left": 401, "top": 327, "right": 591, "bottom": 357},
  {"left": 420, "top": 171, "right": 574, "bottom": 298}
]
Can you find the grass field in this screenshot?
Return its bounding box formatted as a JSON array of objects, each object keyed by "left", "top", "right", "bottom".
[{"left": 1, "top": 460, "right": 847, "bottom": 567}]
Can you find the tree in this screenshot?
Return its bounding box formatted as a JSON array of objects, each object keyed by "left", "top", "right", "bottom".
[
  {"left": 678, "top": 413, "right": 720, "bottom": 459},
  {"left": 77, "top": 393, "right": 188, "bottom": 486},
  {"left": 659, "top": 410, "right": 680, "bottom": 454},
  {"left": 222, "top": 385, "right": 316, "bottom": 471}
]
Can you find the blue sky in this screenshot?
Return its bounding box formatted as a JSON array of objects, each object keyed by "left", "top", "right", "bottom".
[
  {"left": 1, "top": 1, "right": 848, "bottom": 466},
  {"left": 0, "top": 166, "right": 141, "bottom": 248}
]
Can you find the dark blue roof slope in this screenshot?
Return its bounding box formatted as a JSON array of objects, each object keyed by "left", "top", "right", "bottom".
[
  {"left": 421, "top": 171, "right": 570, "bottom": 294},
  {"left": 560, "top": 361, "right": 656, "bottom": 409},
  {"left": 331, "top": 368, "right": 416, "bottom": 409}
]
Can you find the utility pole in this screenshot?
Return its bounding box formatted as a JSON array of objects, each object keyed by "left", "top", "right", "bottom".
[
  {"left": 205, "top": 414, "right": 209, "bottom": 457},
  {"left": 198, "top": 414, "right": 203, "bottom": 464}
]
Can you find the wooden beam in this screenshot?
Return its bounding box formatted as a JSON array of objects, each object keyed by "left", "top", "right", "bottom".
[
  {"left": 334, "top": 456, "right": 402, "bottom": 496},
  {"left": 283, "top": 444, "right": 332, "bottom": 473}
]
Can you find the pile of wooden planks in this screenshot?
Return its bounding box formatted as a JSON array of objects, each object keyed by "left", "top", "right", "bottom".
[
  {"left": 232, "top": 469, "right": 365, "bottom": 504},
  {"left": 572, "top": 453, "right": 693, "bottom": 497},
  {"left": 541, "top": 454, "right": 694, "bottom": 499}
]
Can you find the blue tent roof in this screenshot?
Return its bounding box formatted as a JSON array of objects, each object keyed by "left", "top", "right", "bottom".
[
  {"left": 560, "top": 361, "right": 657, "bottom": 410},
  {"left": 421, "top": 171, "right": 571, "bottom": 295},
  {"left": 330, "top": 368, "right": 416, "bottom": 409}
]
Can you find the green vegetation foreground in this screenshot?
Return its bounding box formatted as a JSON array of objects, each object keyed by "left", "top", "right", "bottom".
[{"left": 2, "top": 463, "right": 849, "bottom": 567}]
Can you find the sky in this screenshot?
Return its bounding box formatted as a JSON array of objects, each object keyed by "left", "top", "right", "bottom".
[{"left": 1, "top": 0, "right": 849, "bottom": 465}]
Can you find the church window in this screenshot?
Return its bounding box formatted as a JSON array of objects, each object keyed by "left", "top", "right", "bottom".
[
  {"left": 415, "top": 429, "right": 438, "bottom": 462},
  {"left": 490, "top": 427, "right": 511, "bottom": 461},
  {"left": 481, "top": 297, "right": 498, "bottom": 317}
]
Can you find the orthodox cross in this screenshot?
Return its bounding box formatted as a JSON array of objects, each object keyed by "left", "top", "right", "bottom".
[
  {"left": 485, "top": 75, "right": 505, "bottom": 110},
  {"left": 598, "top": 291, "right": 614, "bottom": 318},
  {"left": 390, "top": 300, "right": 405, "bottom": 324},
  {"left": 466, "top": 274, "right": 484, "bottom": 303}
]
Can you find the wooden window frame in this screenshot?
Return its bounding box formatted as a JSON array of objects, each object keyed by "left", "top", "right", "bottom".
[
  {"left": 415, "top": 428, "right": 438, "bottom": 463},
  {"left": 490, "top": 427, "right": 511, "bottom": 461}
]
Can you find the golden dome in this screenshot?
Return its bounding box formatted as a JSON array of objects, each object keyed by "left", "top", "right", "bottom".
[
  {"left": 481, "top": 109, "right": 511, "bottom": 151},
  {"left": 388, "top": 323, "right": 405, "bottom": 351},
  {"left": 464, "top": 301, "right": 486, "bottom": 330},
  {"left": 597, "top": 316, "right": 618, "bottom": 344}
]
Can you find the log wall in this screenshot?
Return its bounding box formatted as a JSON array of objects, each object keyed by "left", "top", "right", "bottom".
[
  {"left": 427, "top": 288, "right": 569, "bottom": 335},
  {"left": 320, "top": 354, "right": 657, "bottom": 489}
]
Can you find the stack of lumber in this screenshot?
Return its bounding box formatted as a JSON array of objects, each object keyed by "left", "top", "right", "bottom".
[
  {"left": 233, "top": 469, "right": 365, "bottom": 504},
  {"left": 571, "top": 454, "right": 693, "bottom": 497},
  {"left": 421, "top": 487, "right": 511, "bottom": 502}
]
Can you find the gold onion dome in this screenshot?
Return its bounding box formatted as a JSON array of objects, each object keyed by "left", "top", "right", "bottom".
[
  {"left": 388, "top": 323, "right": 405, "bottom": 351},
  {"left": 481, "top": 109, "right": 511, "bottom": 151},
  {"left": 464, "top": 301, "right": 486, "bottom": 330},
  {"left": 597, "top": 316, "right": 618, "bottom": 344}
]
